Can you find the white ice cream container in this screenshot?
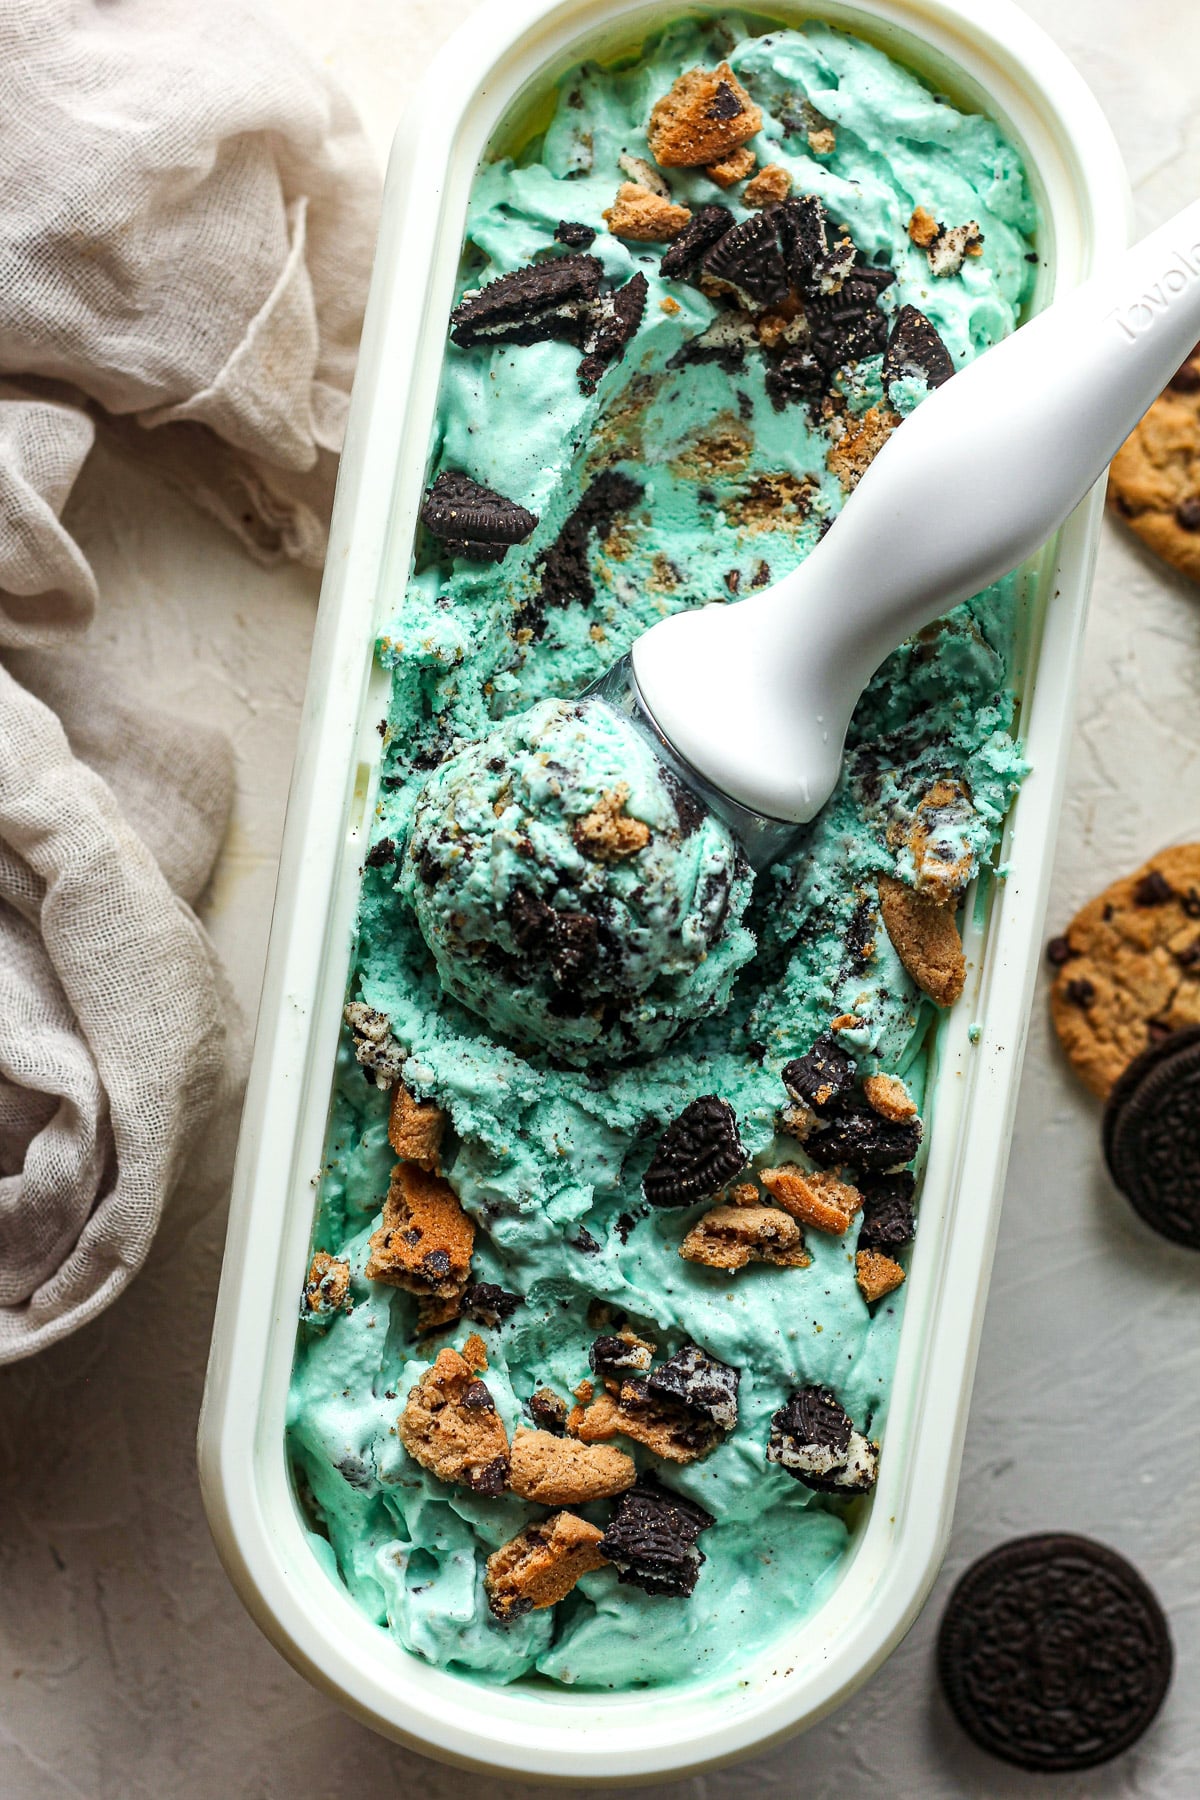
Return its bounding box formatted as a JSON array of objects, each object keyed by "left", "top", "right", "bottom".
[{"left": 197, "top": 0, "right": 1128, "bottom": 1780}]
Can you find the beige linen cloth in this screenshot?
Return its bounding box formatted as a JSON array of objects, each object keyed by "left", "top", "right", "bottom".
[{"left": 0, "top": 0, "right": 380, "bottom": 1360}]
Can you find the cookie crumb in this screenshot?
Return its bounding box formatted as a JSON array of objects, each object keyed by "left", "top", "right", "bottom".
[
  {"left": 827, "top": 406, "right": 900, "bottom": 490},
  {"left": 862, "top": 1074, "right": 916, "bottom": 1122},
  {"left": 760, "top": 1165, "right": 863, "bottom": 1234},
  {"left": 528, "top": 1387, "right": 570, "bottom": 1435},
  {"left": 509, "top": 1429, "right": 636, "bottom": 1504},
  {"left": 679, "top": 1201, "right": 810, "bottom": 1269},
  {"left": 879, "top": 873, "right": 966, "bottom": 1007},
  {"left": 572, "top": 783, "right": 652, "bottom": 861},
  {"left": 743, "top": 164, "right": 792, "bottom": 207},
  {"left": 904, "top": 778, "right": 976, "bottom": 904},
  {"left": 856, "top": 1247, "right": 906, "bottom": 1303},
  {"left": 660, "top": 295, "right": 682, "bottom": 314},
  {"left": 907, "top": 206, "right": 940, "bottom": 248},
  {"left": 485, "top": 1512, "right": 606, "bottom": 1620},
  {"left": 648, "top": 64, "right": 763, "bottom": 168},
  {"left": 617, "top": 151, "right": 672, "bottom": 198},
  {"left": 388, "top": 1082, "right": 446, "bottom": 1172},
  {"left": 574, "top": 1385, "right": 721, "bottom": 1463},
  {"left": 301, "top": 1251, "right": 350, "bottom": 1320},
  {"left": 364, "top": 1163, "right": 475, "bottom": 1297},
  {"left": 705, "top": 145, "right": 756, "bottom": 187},
  {"left": 603, "top": 183, "right": 692, "bottom": 242},
  {"left": 807, "top": 124, "right": 836, "bottom": 156},
  {"left": 399, "top": 1347, "right": 510, "bottom": 1494}
]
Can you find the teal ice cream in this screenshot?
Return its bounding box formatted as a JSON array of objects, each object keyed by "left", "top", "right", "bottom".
[
  {"left": 288, "top": 15, "right": 1036, "bottom": 1692},
  {"left": 401, "top": 696, "right": 755, "bottom": 1062}
]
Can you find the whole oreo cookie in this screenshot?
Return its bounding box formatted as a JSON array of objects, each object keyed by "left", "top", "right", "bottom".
[
  {"left": 1103, "top": 1022, "right": 1200, "bottom": 1247},
  {"left": 938, "top": 1534, "right": 1172, "bottom": 1772}
]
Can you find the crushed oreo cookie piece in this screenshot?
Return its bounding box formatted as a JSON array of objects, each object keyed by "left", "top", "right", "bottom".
[
  {"left": 669, "top": 308, "right": 759, "bottom": 372},
  {"left": 364, "top": 836, "right": 397, "bottom": 869},
  {"left": 597, "top": 1475, "right": 715, "bottom": 1598},
  {"left": 528, "top": 1387, "right": 570, "bottom": 1435},
  {"left": 420, "top": 470, "right": 538, "bottom": 563},
  {"left": 702, "top": 211, "right": 790, "bottom": 308},
  {"left": 643, "top": 1096, "right": 747, "bottom": 1206},
  {"left": 659, "top": 204, "right": 735, "bottom": 282},
  {"left": 646, "top": 1344, "right": 740, "bottom": 1431},
  {"left": 590, "top": 1333, "right": 653, "bottom": 1383},
  {"left": 767, "top": 1386, "right": 879, "bottom": 1494},
  {"left": 577, "top": 272, "right": 648, "bottom": 393},
  {"left": 461, "top": 1282, "right": 523, "bottom": 1328},
  {"left": 343, "top": 1000, "right": 406, "bottom": 1089},
  {"left": 555, "top": 219, "right": 596, "bottom": 248},
  {"left": 805, "top": 265, "right": 894, "bottom": 373},
  {"left": 507, "top": 884, "right": 600, "bottom": 989},
  {"left": 774, "top": 195, "right": 855, "bottom": 296},
  {"left": 520, "top": 469, "right": 643, "bottom": 638},
  {"left": 764, "top": 347, "right": 826, "bottom": 411},
  {"left": 883, "top": 304, "right": 955, "bottom": 400},
  {"left": 805, "top": 1093, "right": 922, "bottom": 1172},
  {"left": 856, "top": 1172, "right": 916, "bottom": 1254},
  {"left": 782, "top": 1034, "right": 857, "bottom": 1115},
  {"left": 450, "top": 253, "right": 603, "bottom": 349}
]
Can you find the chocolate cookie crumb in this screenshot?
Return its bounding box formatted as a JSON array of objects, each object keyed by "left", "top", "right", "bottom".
[
  {"left": 528, "top": 1387, "right": 570, "bottom": 1435},
  {"left": 643, "top": 1095, "right": 747, "bottom": 1205},
  {"left": 938, "top": 1534, "right": 1172, "bottom": 1771},
  {"left": 597, "top": 1475, "right": 714, "bottom": 1597},
  {"left": 555, "top": 219, "right": 596, "bottom": 248},
  {"left": 461, "top": 1282, "right": 523, "bottom": 1328},
  {"left": 646, "top": 1343, "right": 740, "bottom": 1430},
  {"left": 782, "top": 1033, "right": 857, "bottom": 1114},
  {"left": 420, "top": 470, "right": 538, "bottom": 563},
  {"left": 450, "top": 253, "right": 602, "bottom": 350},
  {"left": 767, "top": 1386, "right": 878, "bottom": 1493}
]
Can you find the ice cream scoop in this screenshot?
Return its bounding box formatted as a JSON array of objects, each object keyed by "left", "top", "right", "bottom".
[
  {"left": 401, "top": 698, "right": 756, "bottom": 1063},
  {"left": 620, "top": 197, "right": 1200, "bottom": 865}
]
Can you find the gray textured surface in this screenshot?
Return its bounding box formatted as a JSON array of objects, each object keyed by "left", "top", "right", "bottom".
[{"left": 3, "top": 1, "right": 1199, "bottom": 1794}]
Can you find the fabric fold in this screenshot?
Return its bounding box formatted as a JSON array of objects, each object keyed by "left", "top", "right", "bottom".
[{"left": 0, "top": 0, "right": 379, "bottom": 1360}]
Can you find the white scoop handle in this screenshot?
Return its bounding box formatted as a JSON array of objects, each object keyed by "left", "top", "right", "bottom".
[{"left": 632, "top": 198, "right": 1200, "bottom": 825}]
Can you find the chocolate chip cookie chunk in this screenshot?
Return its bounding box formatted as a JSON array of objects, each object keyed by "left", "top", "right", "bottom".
[
  {"left": 1048, "top": 844, "right": 1200, "bottom": 1096},
  {"left": 1109, "top": 342, "right": 1200, "bottom": 581}
]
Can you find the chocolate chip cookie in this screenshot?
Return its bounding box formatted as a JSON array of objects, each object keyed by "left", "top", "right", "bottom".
[
  {"left": 1108, "top": 341, "right": 1200, "bottom": 580},
  {"left": 1048, "top": 844, "right": 1200, "bottom": 1096}
]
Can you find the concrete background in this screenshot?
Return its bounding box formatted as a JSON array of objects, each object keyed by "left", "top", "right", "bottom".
[{"left": 2, "top": 1, "right": 1198, "bottom": 1794}]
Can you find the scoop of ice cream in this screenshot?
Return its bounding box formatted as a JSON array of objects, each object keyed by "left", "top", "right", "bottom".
[{"left": 400, "top": 697, "right": 755, "bottom": 1062}]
